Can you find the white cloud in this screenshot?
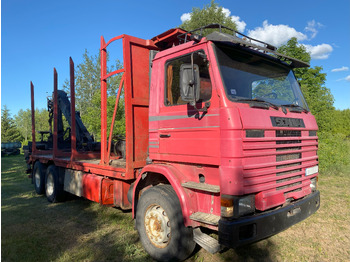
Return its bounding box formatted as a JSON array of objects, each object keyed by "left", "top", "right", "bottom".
[
  {"left": 179, "top": 12, "right": 333, "bottom": 61},
  {"left": 303, "top": 44, "right": 333, "bottom": 60},
  {"left": 180, "top": 13, "right": 191, "bottom": 23},
  {"left": 331, "top": 66, "right": 349, "bottom": 72},
  {"left": 220, "top": 8, "right": 246, "bottom": 32},
  {"left": 247, "top": 20, "right": 307, "bottom": 47},
  {"left": 339, "top": 75, "right": 350, "bottom": 82},
  {"left": 221, "top": 7, "right": 231, "bottom": 17},
  {"left": 305, "top": 20, "right": 323, "bottom": 39},
  {"left": 231, "top": 15, "right": 247, "bottom": 32}
]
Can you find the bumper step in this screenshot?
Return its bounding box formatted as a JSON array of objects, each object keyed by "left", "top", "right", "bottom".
[
  {"left": 193, "top": 228, "right": 222, "bottom": 254},
  {"left": 190, "top": 212, "right": 220, "bottom": 226},
  {"left": 182, "top": 181, "right": 220, "bottom": 193}
]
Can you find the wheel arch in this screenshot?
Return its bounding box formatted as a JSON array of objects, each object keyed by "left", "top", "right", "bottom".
[{"left": 132, "top": 164, "right": 194, "bottom": 227}]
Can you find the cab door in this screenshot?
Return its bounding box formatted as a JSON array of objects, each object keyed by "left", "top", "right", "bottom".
[{"left": 155, "top": 47, "right": 220, "bottom": 166}]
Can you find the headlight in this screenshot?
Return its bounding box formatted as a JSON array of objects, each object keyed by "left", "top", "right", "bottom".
[
  {"left": 221, "top": 195, "right": 255, "bottom": 218},
  {"left": 237, "top": 195, "right": 255, "bottom": 216},
  {"left": 310, "top": 177, "right": 318, "bottom": 192}
]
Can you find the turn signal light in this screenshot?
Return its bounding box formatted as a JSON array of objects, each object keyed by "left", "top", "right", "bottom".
[{"left": 221, "top": 197, "right": 234, "bottom": 217}]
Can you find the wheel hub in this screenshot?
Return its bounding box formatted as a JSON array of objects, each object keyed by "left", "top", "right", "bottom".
[{"left": 144, "top": 204, "right": 171, "bottom": 248}]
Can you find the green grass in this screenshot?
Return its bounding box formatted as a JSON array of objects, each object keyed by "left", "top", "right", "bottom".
[
  {"left": 1, "top": 155, "right": 151, "bottom": 262},
  {"left": 2, "top": 155, "right": 350, "bottom": 261}
]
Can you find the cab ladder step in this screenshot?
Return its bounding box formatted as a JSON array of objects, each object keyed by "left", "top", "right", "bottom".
[
  {"left": 193, "top": 228, "right": 222, "bottom": 254},
  {"left": 182, "top": 181, "right": 220, "bottom": 193},
  {"left": 190, "top": 212, "right": 220, "bottom": 226}
]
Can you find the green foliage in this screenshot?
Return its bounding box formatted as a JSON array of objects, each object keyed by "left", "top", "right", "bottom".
[
  {"left": 14, "top": 109, "right": 32, "bottom": 142},
  {"left": 34, "top": 109, "right": 50, "bottom": 133},
  {"left": 278, "top": 37, "right": 311, "bottom": 64},
  {"left": 278, "top": 37, "right": 335, "bottom": 133},
  {"left": 318, "top": 132, "right": 350, "bottom": 171},
  {"left": 278, "top": 37, "right": 350, "bottom": 174},
  {"left": 180, "top": 0, "right": 237, "bottom": 35},
  {"left": 1, "top": 105, "right": 23, "bottom": 142},
  {"left": 63, "top": 49, "right": 124, "bottom": 139},
  {"left": 84, "top": 89, "right": 125, "bottom": 139},
  {"left": 331, "top": 109, "right": 350, "bottom": 137},
  {"left": 14, "top": 108, "right": 50, "bottom": 143}
]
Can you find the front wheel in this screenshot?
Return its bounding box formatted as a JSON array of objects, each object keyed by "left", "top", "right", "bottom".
[{"left": 136, "top": 185, "right": 196, "bottom": 261}]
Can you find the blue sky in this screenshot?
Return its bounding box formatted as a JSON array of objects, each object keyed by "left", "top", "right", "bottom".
[{"left": 2, "top": 0, "right": 349, "bottom": 116}]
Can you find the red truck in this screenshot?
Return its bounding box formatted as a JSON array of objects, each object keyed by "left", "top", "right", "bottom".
[{"left": 27, "top": 24, "right": 320, "bottom": 261}]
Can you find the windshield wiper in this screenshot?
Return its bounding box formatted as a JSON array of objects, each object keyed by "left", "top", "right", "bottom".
[
  {"left": 282, "top": 103, "right": 309, "bottom": 113},
  {"left": 234, "top": 98, "right": 279, "bottom": 110}
]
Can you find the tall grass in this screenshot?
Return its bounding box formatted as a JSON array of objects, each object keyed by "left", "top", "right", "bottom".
[{"left": 318, "top": 132, "right": 350, "bottom": 173}]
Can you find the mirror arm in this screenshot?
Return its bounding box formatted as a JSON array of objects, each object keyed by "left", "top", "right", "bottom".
[{"left": 190, "top": 101, "right": 211, "bottom": 113}]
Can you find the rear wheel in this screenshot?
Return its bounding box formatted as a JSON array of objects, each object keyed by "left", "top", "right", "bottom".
[
  {"left": 45, "top": 165, "right": 64, "bottom": 203},
  {"left": 33, "top": 161, "right": 46, "bottom": 194},
  {"left": 136, "top": 185, "right": 196, "bottom": 261}
]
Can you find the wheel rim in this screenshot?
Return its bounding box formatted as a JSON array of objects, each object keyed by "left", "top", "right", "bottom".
[
  {"left": 34, "top": 169, "right": 41, "bottom": 188},
  {"left": 144, "top": 204, "right": 171, "bottom": 248},
  {"left": 46, "top": 173, "right": 54, "bottom": 196}
]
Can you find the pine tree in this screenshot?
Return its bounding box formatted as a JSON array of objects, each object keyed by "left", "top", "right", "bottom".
[{"left": 1, "top": 106, "right": 23, "bottom": 142}]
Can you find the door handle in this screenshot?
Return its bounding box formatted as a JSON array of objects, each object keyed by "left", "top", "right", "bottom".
[{"left": 160, "top": 134, "right": 171, "bottom": 138}]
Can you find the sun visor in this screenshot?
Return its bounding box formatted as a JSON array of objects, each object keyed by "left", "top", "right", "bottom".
[{"left": 206, "top": 31, "right": 309, "bottom": 68}]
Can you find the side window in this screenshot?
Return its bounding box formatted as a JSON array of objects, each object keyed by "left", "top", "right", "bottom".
[{"left": 165, "top": 52, "right": 212, "bottom": 106}]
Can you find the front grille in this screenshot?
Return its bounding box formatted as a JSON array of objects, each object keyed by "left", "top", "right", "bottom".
[
  {"left": 276, "top": 181, "right": 302, "bottom": 191},
  {"left": 242, "top": 127, "right": 318, "bottom": 211},
  {"left": 276, "top": 175, "right": 302, "bottom": 183},
  {"left": 276, "top": 153, "right": 301, "bottom": 162},
  {"left": 276, "top": 146, "right": 301, "bottom": 152},
  {"left": 276, "top": 168, "right": 302, "bottom": 176},
  {"left": 276, "top": 130, "right": 301, "bottom": 137},
  {"left": 276, "top": 162, "right": 301, "bottom": 169},
  {"left": 277, "top": 140, "right": 301, "bottom": 144},
  {"left": 276, "top": 135, "right": 302, "bottom": 191}
]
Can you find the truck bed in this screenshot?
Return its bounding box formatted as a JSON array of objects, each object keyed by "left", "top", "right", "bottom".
[{"left": 33, "top": 154, "right": 128, "bottom": 179}]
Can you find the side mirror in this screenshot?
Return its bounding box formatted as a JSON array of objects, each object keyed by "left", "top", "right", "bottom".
[{"left": 180, "top": 63, "right": 200, "bottom": 103}]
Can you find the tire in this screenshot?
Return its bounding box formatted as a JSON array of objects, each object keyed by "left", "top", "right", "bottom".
[
  {"left": 33, "top": 161, "right": 46, "bottom": 194},
  {"left": 136, "top": 185, "right": 196, "bottom": 261},
  {"left": 45, "top": 165, "right": 64, "bottom": 203}
]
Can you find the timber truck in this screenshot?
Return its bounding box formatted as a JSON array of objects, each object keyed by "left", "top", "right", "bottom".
[{"left": 26, "top": 24, "right": 320, "bottom": 261}]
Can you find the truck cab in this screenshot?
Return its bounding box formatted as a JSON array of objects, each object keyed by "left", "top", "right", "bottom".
[{"left": 135, "top": 25, "right": 320, "bottom": 258}]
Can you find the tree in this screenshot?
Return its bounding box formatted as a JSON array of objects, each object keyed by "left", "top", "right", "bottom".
[
  {"left": 1, "top": 105, "right": 23, "bottom": 142},
  {"left": 278, "top": 38, "right": 335, "bottom": 132},
  {"left": 34, "top": 108, "right": 51, "bottom": 134},
  {"left": 84, "top": 89, "right": 125, "bottom": 139},
  {"left": 13, "top": 108, "right": 51, "bottom": 143},
  {"left": 180, "top": 0, "right": 237, "bottom": 35},
  {"left": 63, "top": 49, "right": 124, "bottom": 139},
  {"left": 14, "top": 109, "right": 32, "bottom": 142},
  {"left": 331, "top": 109, "right": 350, "bottom": 137}
]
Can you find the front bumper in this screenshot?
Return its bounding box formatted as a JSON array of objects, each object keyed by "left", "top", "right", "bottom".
[{"left": 219, "top": 190, "right": 320, "bottom": 248}]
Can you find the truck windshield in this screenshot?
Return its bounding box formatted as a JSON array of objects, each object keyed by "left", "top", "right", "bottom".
[{"left": 214, "top": 43, "right": 309, "bottom": 111}]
